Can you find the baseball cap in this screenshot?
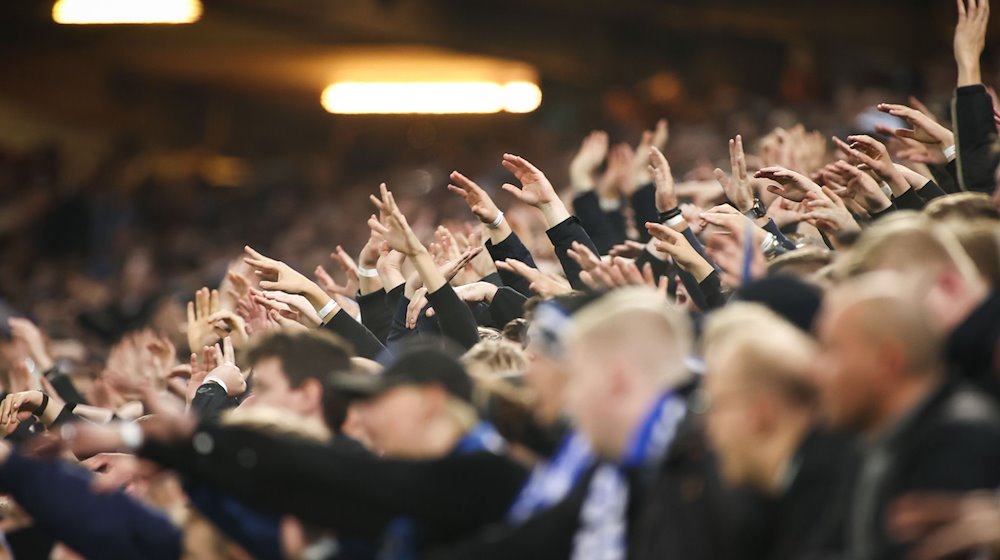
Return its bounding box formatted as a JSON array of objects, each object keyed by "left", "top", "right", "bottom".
[{"left": 326, "top": 345, "right": 473, "bottom": 403}]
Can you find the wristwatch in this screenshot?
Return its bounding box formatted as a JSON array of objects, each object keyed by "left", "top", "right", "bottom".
[{"left": 743, "top": 197, "right": 767, "bottom": 220}]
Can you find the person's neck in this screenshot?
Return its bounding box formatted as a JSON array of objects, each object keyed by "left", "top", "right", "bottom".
[
  {"left": 610, "top": 383, "right": 667, "bottom": 460},
  {"left": 866, "top": 371, "right": 940, "bottom": 439},
  {"left": 753, "top": 411, "right": 813, "bottom": 495},
  {"left": 415, "top": 415, "right": 466, "bottom": 459}
]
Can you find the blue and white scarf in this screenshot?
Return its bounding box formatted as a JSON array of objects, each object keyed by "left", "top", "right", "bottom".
[
  {"left": 571, "top": 392, "right": 687, "bottom": 560},
  {"left": 506, "top": 431, "right": 595, "bottom": 524}
]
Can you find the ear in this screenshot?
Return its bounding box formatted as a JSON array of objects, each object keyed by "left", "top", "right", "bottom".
[
  {"left": 420, "top": 385, "right": 450, "bottom": 417},
  {"left": 750, "top": 395, "right": 777, "bottom": 436},
  {"left": 607, "top": 359, "right": 631, "bottom": 397},
  {"left": 298, "top": 378, "right": 324, "bottom": 415}
]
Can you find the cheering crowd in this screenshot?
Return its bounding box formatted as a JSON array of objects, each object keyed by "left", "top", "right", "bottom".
[{"left": 1, "top": 1, "right": 1000, "bottom": 559}]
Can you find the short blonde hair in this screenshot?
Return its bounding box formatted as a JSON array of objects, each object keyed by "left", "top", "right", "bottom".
[
  {"left": 924, "top": 192, "right": 1000, "bottom": 223},
  {"left": 838, "top": 214, "right": 981, "bottom": 284}
]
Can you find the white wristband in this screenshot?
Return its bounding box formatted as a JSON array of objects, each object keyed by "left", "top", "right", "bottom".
[
  {"left": 485, "top": 211, "right": 505, "bottom": 230},
  {"left": 357, "top": 266, "right": 379, "bottom": 278},
  {"left": 943, "top": 144, "right": 957, "bottom": 162},
  {"left": 666, "top": 214, "right": 686, "bottom": 228},
  {"left": 119, "top": 422, "right": 144, "bottom": 452},
  {"left": 203, "top": 375, "right": 229, "bottom": 395},
  {"left": 316, "top": 299, "right": 337, "bottom": 319}
]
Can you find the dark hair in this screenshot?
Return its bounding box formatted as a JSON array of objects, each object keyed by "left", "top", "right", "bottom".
[{"left": 245, "top": 330, "right": 354, "bottom": 388}]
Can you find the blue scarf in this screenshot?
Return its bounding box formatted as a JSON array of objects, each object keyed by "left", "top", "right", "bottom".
[
  {"left": 380, "top": 422, "right": 504, "bottom": 560},
  {"left": 571, "top": 392, "right": 686, "bottom": 560},
  {"left": 506, "top": 431, "right": 594, "bottom": 523}
]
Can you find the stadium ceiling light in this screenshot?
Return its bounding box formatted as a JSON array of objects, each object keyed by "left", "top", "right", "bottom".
[
  {"left": 320, "top": 81, "right": 542, "bottom": 115},
  {"left": 52, "top": 0, "right": 202, "bottom": 24}
]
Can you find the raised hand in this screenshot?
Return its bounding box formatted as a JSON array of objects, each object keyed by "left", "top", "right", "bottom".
[
  {"left": 649, "top": 146, "right": 678, "bottom": 212},
  {"left": 406, "top": 287, "right": 429, "bottom": 330},
  {"left": 81, "top": 452, "right": 146, "bottom": 493},
  {"left": 8, "top": 318, "right": 53, "bottom": 373},
  {"left": 257, "top": 290, "right": 323, "bottom": 329},
  {"left": 451, "top": 281, "right": 500, "bottom": 305},
  {"left": 368, "top": 183, "right": 426, "bottom": 257},
  {"left": 631, "top": 119, "right": 669, "bottom": 190},
  {"left": 955, "top": 0, "right": 991, "bottom": 86},
  {"left": 495, "top": 259, "right": 572, "bottom": 298},
  {"left": 501, "top": 154, "right": 570, "bottom": 226},
  {"left": 205, "top": 337, "right": 245, "bottom": 397},
  {"left": 569, "top": 130, "right": 610, "bottom": 192},
  {"left": 597, "top": 143, "right": 633, "bottom": 200},
  {"left": 244, "top": 246, "right": 322, "bottom": 302},
  {"left": 448, "top": 171, "right": 503, "bottom": 225},
  {"left": 645, "top": 222, "right": 715, "bottom": 281},
  {"left": 186, "top": 287, "right": 222, "bottom": 354},
  {"left": 877, "top": 103, "right": 955, "bottom": 148},
  {"left": 715, "top": 134, "right": 755, "bottom": 213},
  {"left": 754, "top": 166, "right": 823, "bottom": 202},
  {"left": 0, "top": 390, "right": 44, "bottom": 432},
  {"left": 315, "top": 245, "right": 360, "bottom": 299},
  {"left": 832, "top": 161, "right": 893, "bottom": 213},
  {"left": 803, "top": 188, "right": 862, "bottom": 247}
]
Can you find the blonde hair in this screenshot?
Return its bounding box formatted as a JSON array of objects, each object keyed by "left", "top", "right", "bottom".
[
  {"left": 461, "top": 339, "right": 528, "bottom": 378},
  {"left": 703, "top": 303, "right": 820, "bottom": 407},
  {"left": 924, "top": 192, "right": 1000, "bottom": 223},
  {"left": 838, "top": 214, "right": 981, "bottom": 284},
  {"left": 767, "top": 247, "right": 834, "bottom": 278}
]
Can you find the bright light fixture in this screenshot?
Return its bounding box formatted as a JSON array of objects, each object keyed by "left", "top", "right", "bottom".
[
  {"left": 321, "top": 81, "right": 542, "bottom": 115},
  {"left": 53, "top": 0, "right": 202, "bottom": 24}
]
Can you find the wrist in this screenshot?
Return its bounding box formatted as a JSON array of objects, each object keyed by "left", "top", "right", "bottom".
[
  {"left": 483, "top": 284, "right": 499, "bottom": 303},
  {"left": 957, "top": 64, "right": 982, "bottom": 87},
  {"left": 539, "top": 200, "right": 571, "bottom": 227}
]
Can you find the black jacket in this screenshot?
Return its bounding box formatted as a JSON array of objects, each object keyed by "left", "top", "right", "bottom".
[
  {"left": 946, "top": 288, "right": 1000, "bottom": 400},
  {"left": 836, "top": 381, "right": 1000, "bottom": 560},
  {"left": 139, "top": 425, "right": 528, "bottom": 552},
  {"left": 952, "top": 84, "right": 1000, "bottom": 193}
]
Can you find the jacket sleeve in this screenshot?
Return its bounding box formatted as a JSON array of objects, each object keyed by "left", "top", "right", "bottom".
[
  {"left": 358, "top": 289, "right": 393, "bottom": 345},
  {"left": 546, "top": 216, "right": 601, "bottom": 291},
  {"left": 425, "top": 283, "right": 481, "bottom": 350},
  {"left": 916, "top": 180, "right": 947, "bottom": 202},
  {"left": 893, "top": 188, "right": 926, "bottom": 211},
  {"left": 139, "top": 426, "right": 528, "bottom": 539},
  {"left": 952, "top": 84, "right": 1000, "bottom": 193},
  {"left": 485, "top": 233, "right": 536, "bottom": 297},
  {"left": 488, "top": 287, "right": 529, "bottom": 327},
  {"left": 321, "top": 310, "right": 386, "bottom": 360},
  {"left": 184, "top": 482, "right": 283, "bottom": 560},
  {"left": 0, "top": 451, "right": 182, "bottom": 560},
  {"left": 573, "top": 192, "right": 623, "bottom": 255},
  {"left": 191, "top": 382, "right": 237, "bottom": 421},
  {"left": 631, "top": 183, "right": 658, "bottom": 243}
]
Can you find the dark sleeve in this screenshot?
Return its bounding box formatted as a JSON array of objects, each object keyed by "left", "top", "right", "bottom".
[
  {"left": 190, "top": 382, "right": 237, "bottom": 421},
  {"left": 0, "top": 451, "right": 182, "bottom": 560},
  {"left": 481, "top": 272, "right": 503, "bottom": 287},
  {"left": 185, "top": 482, "right": 283, "bottom": 560},
  {"left": 485, "top": 233, "right": 536, "bottom": 297},
  {"left": 892, "top": 188, "right": 926, "bottom": 211},
  {"left": 697, "top": 271, "right": 727, "bottom": 310},
  {"left": 139, "top": 426, "right": 528, "bottom": 540},
  {"left": 916, "top": 180, "right": 947, "bottom": 202},
  {"left": 546, "top": 216, "right": 601, "bottom": 291},
  {"left": 678, "top": 269, "right": 710, "bottom": 312},
  {"left": 631, "top": 183, "right": 658, "bottom": 243},
  {"left": 425, "top": 283, "right": 480, "bottom": 350},
  {"left": 761, "top": 219, "right": 797, "bottom": 251},
  {"left": 635, "top": 248, "right": 670, "bottom": 282},
  {"left": 45, "top": 370, "right": 88, "bottom": 405},
  {"left": 573, "top": 192, "right": 623, "bottom": 255},
  {"left": 488, "top": 287, "right": 529, "bottom": 327},
  {"left": 386, "top": 294, "right": 417, "bottom": 349},
  {"left": 869, "top": 203, "right": 897, "bottom": 221},
  {"left": 929, "top": 162, "right": 960, "bottom": 194},
  {"left": 322, "top": 310, "right": 386, "bottom": 360},
  {"left": 952, "top": 84, "right": 1000, "bottom": 193},
  {"left": 358, "top": 289, "right": 393, "bottom": 345}
]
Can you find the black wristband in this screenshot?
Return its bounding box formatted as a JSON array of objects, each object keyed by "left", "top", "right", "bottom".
[
  {"left": 33, "top": 393, "right": 49, "bottom": 416},
  {"left": 658, "top": 207, "right": 683, "bottom": 223}
]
